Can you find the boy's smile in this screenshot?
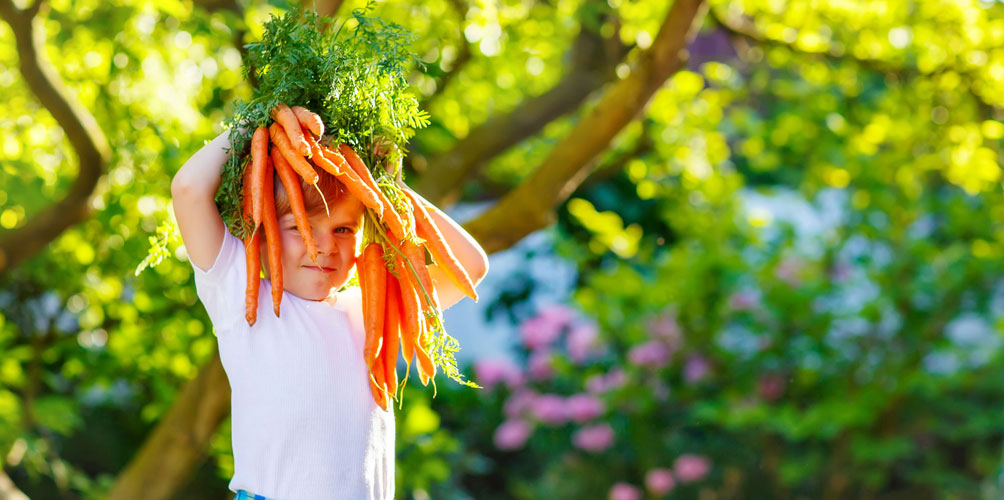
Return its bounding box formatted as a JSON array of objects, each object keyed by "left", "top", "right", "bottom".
[{"left": 260, "top": 195, "right": 366, "bottom": 302}]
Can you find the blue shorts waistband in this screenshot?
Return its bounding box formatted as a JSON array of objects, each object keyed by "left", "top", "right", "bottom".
[{"left": 236, "top": 489, "right": 277, "bottom": 500}]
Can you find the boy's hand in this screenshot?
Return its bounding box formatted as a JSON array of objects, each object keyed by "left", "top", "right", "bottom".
[{"left": 372, "top": 138, "right": 404, "bottom": 185}]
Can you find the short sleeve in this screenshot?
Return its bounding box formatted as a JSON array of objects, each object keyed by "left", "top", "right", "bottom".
[{"left": 189, "top": 228, "right": 248, "bottom": 333}]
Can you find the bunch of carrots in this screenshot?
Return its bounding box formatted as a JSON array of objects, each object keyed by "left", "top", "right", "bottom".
[{"left": 239, "top": 103, "right": 479, "bottom": 411}]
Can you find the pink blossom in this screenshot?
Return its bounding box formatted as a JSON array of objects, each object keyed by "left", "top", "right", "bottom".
[
  {"left": 608, "top": 482, "right": 641, "bottom": 500},
  {"left": 565, "top": 394, "right": 605, "bottom": 423},
  {"left": 504, "top": 389, "right": 537, "bottom": 419},
  {"left": 775, "top": 256, "right": 803, "bottom": 286},
  {"left": 683, "top": 356, "right": 711, "bottom": 384},
  {"left": 572, "top": 423, "right": 614, "bottom": 452},
  {"left": 520, "top": 304, "right": 576, "bottom": 350},
  {"left": 528, "top": 350, "right": 555, "bottom": 380},
  {"left": 493, "top": 419, "right": 532, "bottom": 450},
  {"left": 628, "top": 340, "right": 671, "bottom": 368},
  {"left": 645, "top": 468, "right": 676, "bottom": 495},
  {"left": 531, "top": 394, "right": 568, "bottom": 425},
  {"left": 647, "top": 312, "right": 682, "bottom": 347},
  {"left": 566, "top": 322, "right": 600, "bottom": 363},
  {"left": 757, "top": 374, "right": 786, "bottom": 401},
  {"left": 474, "top": 358, "right": 524, "bottom": 390},
  {"left": 727, "top": 290, "right": 759, "bottom": 311},
  {"left": 586, "top": 369, "right": 628, "bottom": 394},
  {"left": 673, "top": 454, "right": 711, "bottom": 483}
]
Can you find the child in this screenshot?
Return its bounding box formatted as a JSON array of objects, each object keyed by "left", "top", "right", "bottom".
[{"left": 170, "top": 129, "right": 490, "bottom": 500}]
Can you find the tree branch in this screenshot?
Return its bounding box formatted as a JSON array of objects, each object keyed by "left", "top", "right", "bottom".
[
  {"left": 0, "top": 0, "right": 111, "bottom": 274},
  {"left": 461, "top": 0, "right": 708, "bottom": 254},
  {"left": 107, "top": 349, "right": 231, "bottom": 500},
  {"left": 412, "top": 4, "right": 631, "bottom": 208}
]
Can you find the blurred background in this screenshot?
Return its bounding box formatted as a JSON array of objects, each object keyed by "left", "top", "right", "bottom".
[{"left": 2, "top": 0, "right": 1004, "bottom": 498}]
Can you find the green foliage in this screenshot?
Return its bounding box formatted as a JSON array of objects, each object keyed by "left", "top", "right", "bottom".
[{"left": 219, "top": 4, "right": 429, "bottom": 239}]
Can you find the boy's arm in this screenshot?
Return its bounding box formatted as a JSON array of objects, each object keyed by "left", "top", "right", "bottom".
[
  {"left": 171, "top": 131, "right": 232, "bottom": 272},
  {"left": 400, "top": 185, "right": 489, "bottom": 310}
]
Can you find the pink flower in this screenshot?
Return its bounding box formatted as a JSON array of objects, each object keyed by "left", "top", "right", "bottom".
[
  {"left": 628, "top": 340, "right": 671, "bottom": 368},
  {"left": 775, "top": 256, "right": 803, "bottom": 286},
  {"left": 528, "top": 350, "right": 555, "bottom": 380},
  {"left": 565, "top": 394, "right": 605, "bottom": 423},
  {"left": 493, "top": 419, "right": 532, "bottom": 450},
  {"left": 566, "top": 323, "right": 600, "bottom": 363},
  {"left": 757, "top": 374, "right": 786, "bottom": 401},
  {"left": 683, "top": 356, "right": 710, "bottom": 384},
  {"left": 647, "top": 312, "right": 682, "bottom": 347},
  {"left": 520, "top": 304, "right": 576, "bottom": 350},
  {"left": 504, "top": 389, "right": 537, "bottom": 418},
  {"left": 572, "top": 423, "right": 614, "bottom": 452},
  {"left": 531, "top": 394, "right": 568, "bottom": 425},
  {"left": 673, "top": 454, "right": 711, "bottom": 483},
  {"left": 645, "top": 468, "right": 676, "bottom": 495},
  {"left": 727, "top": 290, "right": 759, "bottom": 311},
  {"left": 608, "top": 482, "right": 641, "bottom": 500},
  {"left": 474, "top": 358, "right": 524, "bottom": 390},
  {"left": 586, "top": 369, "right": 628, "bottom": 394}
]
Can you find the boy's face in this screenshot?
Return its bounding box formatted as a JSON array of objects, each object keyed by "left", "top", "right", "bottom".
[{"left": 262, "top": 196, "right": 366, "bottom": 301}]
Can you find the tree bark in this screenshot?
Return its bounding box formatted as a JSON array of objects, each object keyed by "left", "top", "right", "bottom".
[
  {"left": 463, "top": 0, "right": 708, "bottom": 254},
  {"left": 412, "top": 4, "right": 630, "bottom": 208},
  {"left": 0, "top": 0, "right": 110, "bottom": 274},
  {"left": 106, "top": 350, "right": 231, "bottom": 500}
]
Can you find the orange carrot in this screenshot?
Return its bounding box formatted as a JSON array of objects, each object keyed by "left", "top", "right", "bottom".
[
  {"left": 395, "top": 254, "right": 418, "bottom": 373},
  {"left": 242, "top": 168, "right": 261, "bottom": 326},
  {"left": 320, "top": 147, "right": 385, "bottom": 214},
  {"left": 292, "top": 105, "right": 324, "bottom": 137},
  {"left": 270, "top": 147, "right": 319, "bottom": 265},
  {"left": 402, "top": 239, "right": 441, "bottom": 312},
  {"left": 272, "top": 103, "right": 311, "bottom": 157},
  {"left": 250, "top": 126, "right": 269, "bottom": 228},
  {"left": 337, "top": 144, "right": 408, "bottom": 240},
  {"left": 383, "top": 274, "right": 402, "bottom": 396},
  {"left": 261, "top": 157, "right": 283, "bottom": 318},
  {"left": 360, "top": 243, "right": 387, "bottom": 370},
  {"left": 369, "top": 353, "right": 389, "bottom": 411},
  {"left": 413, "top": 309, "right": 436, "bottom": 386},
  {"left": 402, "top": 189, "right": 479, "bottom": 302},
  {"left": 269, "top": 123, "right": 319, "bottom": 184},
  {"left": 394, "top": 259, "right": 435, "bottom": 386}
]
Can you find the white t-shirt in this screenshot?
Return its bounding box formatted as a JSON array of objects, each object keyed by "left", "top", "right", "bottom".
[{"left": 189, "top": 228, "right": 395, "bottom": 500}]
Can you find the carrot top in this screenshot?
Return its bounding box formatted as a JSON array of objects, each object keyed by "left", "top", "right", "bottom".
[{"left": 218, "top": 6, "right": 429, "bottom": 240}]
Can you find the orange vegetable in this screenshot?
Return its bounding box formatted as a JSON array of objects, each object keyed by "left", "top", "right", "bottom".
[
  {"left": 337, "top": 143, "right": 407, "bottom": 241},
  {"left": 395, "top": 254, "right": 418, "bottom": 373},
  {"left": 292, "top": 105, "right": 324, "bottom": 136},
  {"left": 320, "top": 147, "right": 385, "bottom": 214},
  {"left": 402, "top": 189, "right": 479, "bottom": 302},
  {"left": 383, "top": 274, "right": 402, "bottom": 397},
  {"left": 269, "top": 123, "right": 319, "bottom": 184},
  {"left": 369, "top": 353, "right": 389, "bottom": 411},
  {"left": 249, "top": 126, "right": 269, "bottom": 228},
  {"left": 360, "top": 242, "right": 387, "bottom": 371},
  {"left": 402, "top": 239, "right": 440, "bottom": 312},
  {"left": 261, "top": 157, "right": 283, "bottom": 317},
  {"left": 270, "top": 147, "right": 319, "bottom": 265},
  {"left": 242, "top": 168, "right": 261, "bottom": 326},
  {"left": 271, "top": 103, "right": 311, "bottom": 157}
]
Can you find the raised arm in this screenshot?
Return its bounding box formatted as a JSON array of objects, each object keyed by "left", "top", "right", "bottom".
[
  {"left": 170, "top": 131, "right": 233, "bottom": 272},
  {"left": 401, "top": 185, "right": 489, "bottom": 310}
]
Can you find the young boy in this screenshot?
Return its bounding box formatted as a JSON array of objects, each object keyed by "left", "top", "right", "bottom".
[{"left": 171, "top": 129, "right": 489, "bottom": 500}]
